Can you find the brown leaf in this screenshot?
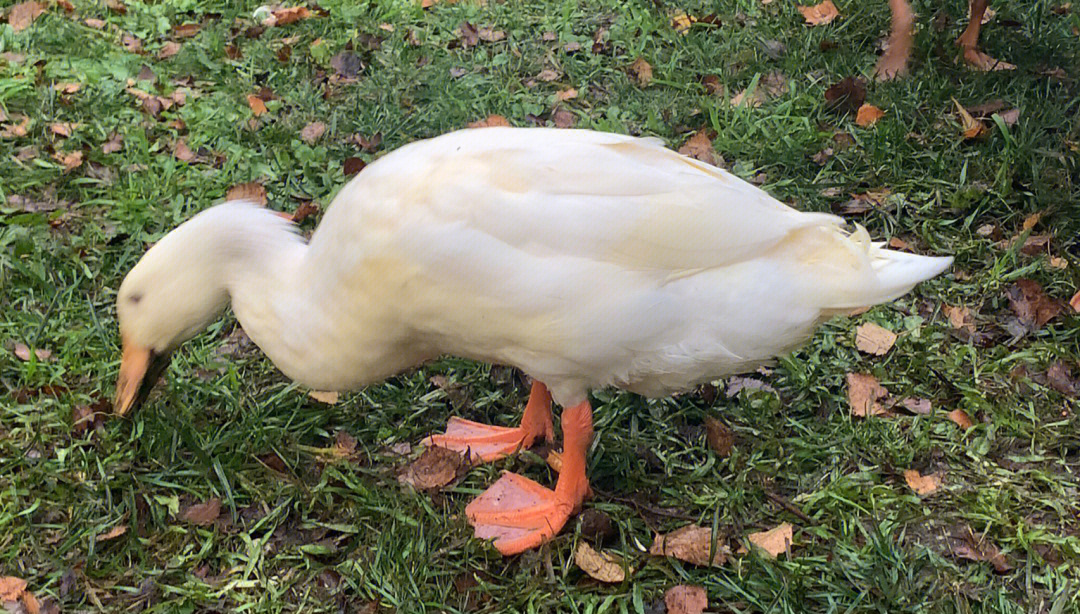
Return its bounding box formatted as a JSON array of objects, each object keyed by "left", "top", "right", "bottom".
[
  {"left": 342, "top": 156, "right": 366, "bottom": 176},
  {"left": 899, "top": 397, "right": 932, "bottom": 415},
  {"left": 330, "top": 52, "right": 362, "bottom": 78},
  {"left": 1007, "top": 279, "right": 1062, "bottom": 329},
  {"left": 72, "top": 400, "right": 108, "bottom": 434},
  {"left": 536, "top": 68, "right": 560, "bottom": 82},
  {"left": 49, "top": 122, "right": 80, "bottom": 137},
  {"left": 55, "top": 0, "right": 74, "bottom": 11},
  {"left": 953, "top": 529, "right": 1012, "bottom": 573},
  {"left": 173, "top": 139, "right": 196, "bottom": 162},
  {"left": 0, "top": 577, "right": 28, "bottom": 601},
  {"left": 457, "top": 21, "right": 479, "bottom": 47},
  {"left": 551, "top": 108, "right": 575, "bottom": 129},
  {"left": 903, "top": 469, "right": 941, "bottom": 495},
  {"left": 703, "top": 417, "right": 734, "bottom": 457},
  {"left": 467, "top": 114, "right": 511, "bottom": 128},
  {"left": 1, "top": 114, "right": 30, "bottom": 138},
  {"left": 308, "top": 390, "right": 339, "bottom": 404},
  {"left": 300, "top": 121, "right": 326, "bottom": 144},
  {"left": 1045, "top": 361, "right": 1077, "bottom": 396},
  {"left": 701, "top": 74, "right": 724, "bottom": 95},
  {"left": 555, "top": 88, "right": 578, "bottom": 102},
  {"left": 225, "top": 44, "right": 242, "bottom": 60},
  {"left": 798, "top": 0, "right": 840, "bottom": 25},
  {"left": 8, "top": 1, "right": 47, "bottom": 32},
  {"left": 225, "top": 182, "right": 267, "bottom": 206},
  {"left": 291, "top": 201, "right": 320, "bottom": 223},
  {"left": 180, "top": 498, "right": 221, "bottom": 526},
  {"left": 158, "top": 41, "right": 182, "bottom": 59},
  {"left": 952, "top": 97, "right": 987, "bottom": 139},
  {"left": 52, "top": 150, "right": 83, "bottom": 172},
  {"left": 1070, "top": 290, "right": 1080, "bottom": 313},
  {"left": 746, "top": 523, "right": 793, "bottom": 557},
  {"left": 629, "top": 57, "right": 652, "bottom": 86},
  {"left": 96, "top": 525, "right": 128, "bottom": 541},
  {"left": 477, "top": 26, "right": 505, "bottom": 42},
  {"left": 947, "top": 409, "right": 974, "bottom": 430},
  {"left": 664, "top": 585, "right": 708, "bottom": 614},
  {"left": 846, "top": 373, "right": 889, "bottom": 417},
  {"left": 121, "top": 32, "right": 143, "bottom": 54},
  {"left": 943, "top": 305, "right": 975, "bottom": 333},
  {"left": 398, "top": 446, "right": 467, "bottom": 490},
  {"left": 332, "top": 430, "right": 357, "bottom": 457},
  {"left": 730, "top": 87, "right": 766, "bottom": 108},
  {"left": 52, "top": 82, "right": 80, "bottom": 94},
  {"left": 997, "top": 108, "right": 1020, "bottom": 126},
  {"left": 824, "top": 77, "right": 866, "bottom": 114},
  {"left": 760, "top": 71, "right": 788, "bottom": 97},
  {"left": 573, "top": 541, "right": 627, "bottom": 583},
  {"left": 13, "top": 343, "right": 51, "bottom": 362},
  {"left": 173, "top": 22, "right": 200, "bottom": 38},
  {"left": 246, "top": 94, "right": 268, "bottom": 116},
  {"left": 106, "top": 0, "right": 126, "bottom": 13},
  {"left": 678, "top": 130, "right": 718, "bottom": 166},
  {"left": 348, "top": 132, "right": 382, "bottom": 151},
  {"left": 650, "top": 525, "right": 727, "bottom": 567},
  {"left": 269, "top": 6, "right": 311, "bottom": 26},
  {"left": 84, "top": 17, "right": 105, "bottom": 28},
  {"left": 854, "top": 323, "right": 897, "bottom": 355},
  {"left": 855, "top": 103, "right": 885, "bottom": 127}
]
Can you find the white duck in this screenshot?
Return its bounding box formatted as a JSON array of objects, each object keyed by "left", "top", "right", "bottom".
[{"left": 114, "top": 127, "right": 951, "bottom": 555}]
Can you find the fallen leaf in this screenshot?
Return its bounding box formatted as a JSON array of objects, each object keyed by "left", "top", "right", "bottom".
[
  {"left": 551, "top": 108, "right": 575, "bottom": 128},
  {"left": 678, "top": 130, "right": 718, "bottom": 166},
  {"left": 121, "top": 32, "right": 143, "bottom": 54},
  {"left": 1007, "top": 279, "right": 1062, "bottom": 329},
  {"left": 330, "top": 52, "right": 362, "bottom": 78},
  {"left": 855, "top": 322, "right": 897, "bottom": 355},
  {"left": 13, "top": 343, "right": 51, "bottom": 362},
  {"left": 399, "top": 446, "right": 468, "bottom": 490},
  {"left": 855, "top": 103, "right": 885, "bottom": 127},
  {"left": 701, "top": 74, "right": 724, "bottom": 95},
  {"left": 331, "top": 430, "right": 357, "bottom": 457},
  {"left": 899, "top": 397, "right": 932, "bottom": 415},
  {"left": 555, "top": 88, "right": 578, "bottom": 102},
  {"left": 52, "top": 150, "right": 83, "bottom": 172},
  {"left": 847, "top": 373, "right": 889, "bottom": 417},
  {"left": 180, "top": 498, "right": 221, "bottom": 526},
  {"left": 1, "top": 114, "right": 30, "bottom": 138},
  {"left": 1070, "top": 290, "right": 1080, "bottom": 312},
  {"left": 953, "top": 528, "right": 1012, "bottom": 573},
  {"left": 348, "top": 132, "right": 382, "bottom": 151},
  {"left": 268, "top": 6, "right": 311, "bottom": 26},
  {"left": 903, "top": 469, "right": 941, "bottom": 495},
  {"left": 246, "top": 94, "right": 268, "bottom": 116},
  {"left": 96, "top": 525, "right": 128, "bottom": 541},
  {"left": 888, "top": 236, "right": 912, "bottom": 251},
  {"left": 823, "top": 78, "right": 867, "bottom": 114},
  {"left": 291, "top": 201, "right": 320, "bottom": 223},
  {"left": 947, "top": 409, "right": 974, "bottom": 429},
  {"left": 943, "top": 305, "right": 975, "bottom": 333},
  {"left": 106, "top": 0, "right": 126, "bottom": 13},
  {"left": 629, "top": 57, "right": 652, "bottom": 86},
  {"left": 72, "top": 399, "right": 108, "bottom": 434},
  {"left": 952, "top": 97, "right": 987, "bottom": 139},
  {"left": 746, "top": 523, "right": 793, "bottom": 558},
  {"left": 84, "top": 17, "right": 105, "bottom": 28},
  {"left": 300, "top": 121, "right": 326, "bottom": 144},
  {"left": 703, "top": 417, "right": 734, "bottom": 457},
  {"left": 730, "top": 87, "right": 766, "bottom": 108},
  {"left": 173, "top": 139, "right": 196, "bottom": 162},
  {"left": 173, "top": 22, "right": 200, "bottom": 37},
  {"left": 343, "top": 157, "right": 366, "bottom": 175},
  {"left": 1048, "top": 256, "right": 1067, "bottom": 270},
  {"left": 0, "top": 577, "right": 28, "bottom": 601},
  {"left": 725, "top": 376, "right": 777, "bottom": 397},
  {"left": 8, "top": 1, "right": 46, "bottom": 32},
  {"left": 997, "top": 108, "right": 1020, "bottom": 126},
  {"left": 467, "top": 114, "right": 511, "bottom": 128},
  {"left": 670, "top": 12, "right": 696, "bottom": 33},
  {"left": 158, "top": 41, "right": 182, "bottom": 59},
  {"left": 798, "top": 0, "right": 840, "bottom": 25},
  {"left": 309, "top": 390, "right": 339, "bottom": 404},
  {"left": 545, "top": 449, "right": 563, "bottom": 473},
  {"left": 664, "top": 585, "right": 708, "bottom": 614},
  {"left": 650, "top": 524, "right": 727, "bottom": 567},
  {"left": 760, "top": 71, "right": 788, "bottom": 97},
  {"left": 574, "top": 541, "right": 627, "bottom": 583},
  {"left": 478, "top": 26, "right": 505, "bottom": 42},
  {"left": 49, "top": 122, "right": 80, "bottom": 137},
  {"left": 226, "top": 44, "right": 242, "bottom": 60},
  {"left": 1021, "top": 212, "right": 1042, "bottom": 231},
  {"left": 53, "top": 82, "right": 80, "bottom": 94},
  {"left": 536, "top": 68, "right": 560, "bottom": 82},
  {"left": 225, "top": 182, "right": 267, "bottom": 205},
  {"left": 1045, "top": 361, "right": 1077, "bottom": 396},
  {"left": 457, "top": 21, "right": 479, "bottom": 47}
]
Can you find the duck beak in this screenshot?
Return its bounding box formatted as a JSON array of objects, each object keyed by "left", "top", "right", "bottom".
[{"left": 114, "top": 338, "right": 171, "bottom": 415}]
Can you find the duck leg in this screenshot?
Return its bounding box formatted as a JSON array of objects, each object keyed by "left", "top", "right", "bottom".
[
  {"left": 956, "top": 0, "right": 1015, "bottom": 70},
  {"left": 424, "top": 380, "right": 555, "bottom": 463},
  {"left": 873, "top": 0, "right": 914, "bottom": 81},
  {"left": 465, "top": 399, "right": 593, "bottom": 555}
]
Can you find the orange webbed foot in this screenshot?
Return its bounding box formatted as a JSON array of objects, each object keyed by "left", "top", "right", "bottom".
[{"left": 424, "top": 381, "right": 554, "bottom": 463}]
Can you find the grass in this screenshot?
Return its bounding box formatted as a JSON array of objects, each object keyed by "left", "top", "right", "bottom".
[{"left": 1, "top": 0, "right": 1079, "bottom": 611}]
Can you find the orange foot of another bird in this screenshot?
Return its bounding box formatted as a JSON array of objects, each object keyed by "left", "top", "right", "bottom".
[
  {"left": 466, "top": 399, "right": 594, "bottom": 555},
  {"left": 424, "top": 380, "right": 554, "bottom": 463}
]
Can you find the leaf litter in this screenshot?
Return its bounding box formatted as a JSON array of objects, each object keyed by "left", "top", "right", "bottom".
[
  {"left": 573, "top": 541, "right": 628, "bottom": 583},
  {"left": 855, "top": 322, "right": 897, "bottom": 355},
  {"left": 650, "top": 524, "right": 728, "bottom": 566},
  {"left": 664, "top": 585, "right": 708, "bottom": 614},
  {"left": 745, "top": 522, "right": 793, "bottom": 557},
  {"left": 398, "top": 446, "right": 468, "bottom": 490}
]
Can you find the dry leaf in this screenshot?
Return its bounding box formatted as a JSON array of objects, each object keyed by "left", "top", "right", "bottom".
[
  {"left": 13, "top": 343, "right": 51, "bottom": 362},
  {"left": 947, "top": 409, "right": 974, "bottom": 429},
  {"left": 52, "top": 150, "right": 83, "bottom": 172},
  {"left": 703, "top": 416, "right": 734, "bottom": 457},
  {"left": 952, "top": 97, "right": 987, "bottom": 139},
  {"left": 903, "top": 469, "right": 941, "bottom": 495},
  {"left": 1007, "top": 279, "right": 1062, "bottom": 329},
  {"left": 746, "top": 523, "right": 793, "bottom": 558},
  {"left": 899, "top": 397, "right": 932, "bottom": 415},
  {"left": 573, "top": 541, "right": 627, "bottom": 583},
  {"left": 300, "top": 121, "right": 326, "bottom": 144},
  {"left": 678, "top": 130, "right": 718, "bottom": 166},
  {"left": 267, "top": 6, "right": 311, "bottom": 26},
  {"left": 798, "top": 0, "right": 840, "bottom": 25},
  {"left": 1070, "top": 290, "right": 1080, "bottom": 313},
  {"left": 180, "top": 498, "right": 221, "bottom": 526},
  {"left": 536, "top": 68, "right": 560, "bottom": 82},
  {"left": 173, "top": 139, "right": 196, "bottom": 162},
  {"left": 555, "top": 88, "right": 578, "bottom": 102},
  {"left": 855, "top": 323, "right": 897, "bottom": 355},
  {"left": 343, "top": 157, "right": 366, "bottom": 175},
  {"left": 1044, "top": 362, "right": 1077, "bottom": 396},
  {"left": 670, "top": 12, "right": 696, "bottom": 33},
  {"left": 309, "top": 390, "right": 339, "bottom": 404},
  {"left": 953, "top": 529, "right": 1012, "bottom": 573},
  {"left": 291, "top": 201, "right": 320, "bottom": 223},
  {"left": 96, "top": 525, "right": 128, "bottom": 541},
  {"left": 225, "top": 182, "right": 267, "bottom": 206},
  {"left": 730, "top": 87, "right": 766, "bottom": 108},
  {"left": 847, "top": 373, "right": 889, "bottom": 417},
  {"left": 84, "top": 17, "right": 105, "bottom": 28},
  {"left": 467, "top": 114, "right": 511, "bottom": 128},
  {"left": 824, "top": 77, "right": 866, "bottom": 114},
  {"left": 247, "top": 94, "right": 268, "bottom": 116},
  {"left": 664, "top": 585, "right": 708, "bottom": 614},
  {"left": 332, "top": 430, "right": 357, "bottom": 457},
  {"left": 630, "top": 57, "right": 652, "bottom": 86},
  {"left": 855, "top": 104, "right": 885, "bottom": 127},
  {"left": 398, "top": 446, "right": 467, "bottom": 490},
  {"left": 545, "top": 449, "right": 563, "bottom": 473},
  {"left": 49, "top": 122, "right": 79, "bottom": 137},
  {"left": 8, "top": 1, "right": 46, "bottom": 32},
  {"left": 997, "top": 108, "right": 1020, "bottom": 126},
  {"left": 330, "top": 52, "right": 362, "bottom": 78},
  {"left": 943, "top": 305, "right": 975, "bottom": 333},
  {"left": 477, "top": 26, "right": 505, "bottom": 42},
  {"left": 551, "top": 108, "right": 575, "bottom": 129},
  {"left": 158, "top": 41, "right": 182, "bottom": 59},
  {"left": 650, "top": 525, "right": 727, "bottom": 567},
  {"left": 173, "top": 22, "right": 200, "bottom": 37},
  {"left": 0, "top": 577, "right": 27, "bottom": 601},
  {"left": 53, "top": 82, "right": 80, "bottom": 94},
  {"left": 1, "top": 115, "right": 30, "bottom": 138}
]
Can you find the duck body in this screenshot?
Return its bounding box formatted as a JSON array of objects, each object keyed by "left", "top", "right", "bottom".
[
  {"left": 115, "top": 127, "right": 951, "bottom": 555},
  {"left": 236, "top": 127, "right": 948, "bottom": 406}
]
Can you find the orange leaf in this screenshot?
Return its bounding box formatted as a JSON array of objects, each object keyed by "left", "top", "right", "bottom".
[
  {"left": 846, "top": 373, "right": 889, "bottom": 417},
  {"left": 308, "top": 390, "right": 339, "bottom": 403},
  {"left": 0, "top": 576, "right": 28, "bottom": 601},
  {"left": 854, "top": 322, "right": 897, "bottom": 355},
  {"left": 247, "top": 94, "right": 268, "bottom": 116},
  {"left": 903, "top": 469, "right": 941, "bottom": 495},
  {"left": 952, "top": 97, "right": 987, "bottom": 139},
  {"left": 96, "top": 525, "right": 128, "bottom": 541},
  {"left": 797, "top": 0, "right": 840, "bottom": 25},
  {"left": 271, "top": 6, "right": 311, "bottom": 26},
  {"left": 704, "top": 416, "right": 734, "bottom": 457},
  {"left": 555, "top": 88, "right": 578, "bottom": 102},
  {"left": 855, "top": 103, "right": 885, "bottom": 127},
  {"left": 746, "top": 523, "right": 793, "bottom": 557},
  {"left": 8, "top": 1, "right": 47, "bottom": 33},
  {"left": 947, "top": 409, "right": 974, "bottom": 429},
  {"left": 52, "top": 150, "right": 83, "bottom": 172},
  {"left": 1070, "top": 290, "right": 1080, "bottom": 313},
  {"left": 225, "top": 182, "right": 267, "bottom": 206},
  {"left": 467, "top": 114, "right": 511, "bottom": 128}
]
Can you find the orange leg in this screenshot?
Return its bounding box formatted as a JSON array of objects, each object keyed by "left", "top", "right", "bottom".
[
  {"left": 465, "top": 399, "right": 593, "bottom": 555},
  {"left": 956, "top": 0, "right": 1015, "bottom": 70},
  {"left": 424, "top": 380, "right": 555, "bottom": 463},
  {"left": 874, "top": 0, "right": 914, "bottom": 81}
]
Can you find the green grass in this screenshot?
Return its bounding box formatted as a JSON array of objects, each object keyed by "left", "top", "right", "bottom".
[{"left": 2, "top": 0, "right": 1079, "bottom": 611}]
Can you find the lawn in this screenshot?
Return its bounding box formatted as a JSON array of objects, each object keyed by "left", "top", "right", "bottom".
[{"left": 1, "top": 0, "right": 1079, "bottom": 612}]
